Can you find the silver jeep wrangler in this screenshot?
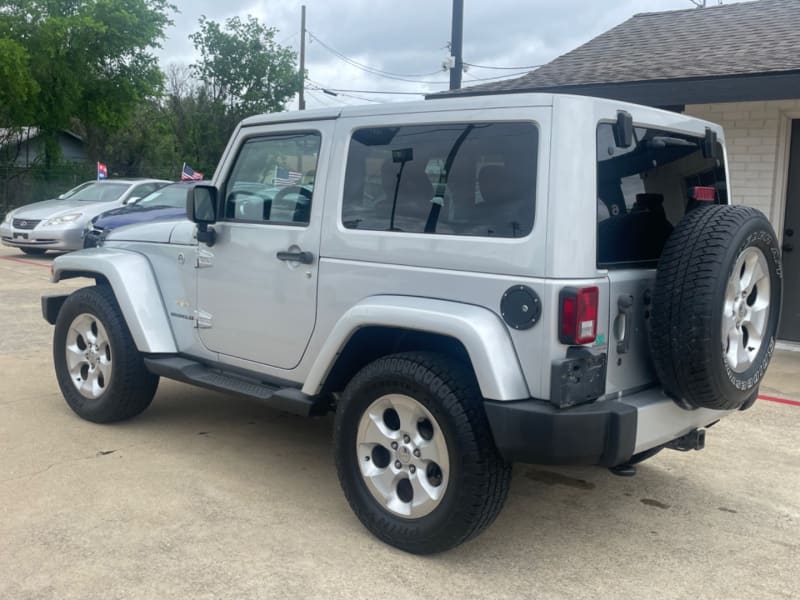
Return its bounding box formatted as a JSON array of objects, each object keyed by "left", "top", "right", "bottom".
[{"left": 43, "top": 94, "right": 783, "bottom": 554}]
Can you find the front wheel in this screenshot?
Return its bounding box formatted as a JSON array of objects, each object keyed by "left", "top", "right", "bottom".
[
  {"left": 334, "top": 352, "right": 511, "bottom": 554},
  {"left": 53, "top": 285, "right": 159, "bottom": 423}
]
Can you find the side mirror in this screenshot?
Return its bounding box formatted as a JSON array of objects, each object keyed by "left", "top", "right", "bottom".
[
  {"left": 613, "top": 110, "right": 634, "bottom": 148},
  {"left": 187, "top": 185, "right": 218, "bottom": 246},
  {"left": 123, "top": 196, "right": 140, "bottom": 205}
]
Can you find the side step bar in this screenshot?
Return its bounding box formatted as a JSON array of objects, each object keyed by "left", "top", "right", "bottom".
[{"left": 143, "top": 356, "right": 327, "bottom": 417}]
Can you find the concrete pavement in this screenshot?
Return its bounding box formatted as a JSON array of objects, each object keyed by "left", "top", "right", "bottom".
[{"left": 1, "top": 246, "right": 798, "bottom": 600}]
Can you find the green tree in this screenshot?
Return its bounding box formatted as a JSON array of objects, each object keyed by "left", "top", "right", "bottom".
[
  {"left": 0, "top": 39, "right": 38, "bottom": 128},
  {"left": 0, "top": 39, "right": 40, "bottom": 168},
  {"left": 83, "top": 100, "right": 179, "bottom": 179},
  {"left": 189, "top": 15, "right": 300, "bottom": 119},
  {"left": 162, "top": 63, "right": 231, "bottom": 176},
  {"left": 0, "top": 0, "right": 176, "bottom": 166}
]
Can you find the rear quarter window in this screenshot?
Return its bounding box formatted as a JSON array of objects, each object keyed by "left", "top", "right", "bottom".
[{"left": 342, "top": 121, "right": 538, "bottom": 238}]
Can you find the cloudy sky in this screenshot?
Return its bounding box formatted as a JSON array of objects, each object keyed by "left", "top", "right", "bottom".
[{"left": 157, "top": 0, "right": 720, "bottom": 108}]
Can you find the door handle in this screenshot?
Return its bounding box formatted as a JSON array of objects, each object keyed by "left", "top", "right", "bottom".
[
  {"left": 276, "top": 250, "right": 314, "bottom": 264},
  {"left": 615, "top": 294, "right": 634, "bottom": 354}
]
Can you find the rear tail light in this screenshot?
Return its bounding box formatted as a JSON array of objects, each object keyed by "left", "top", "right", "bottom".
[
  {"left": 559, "top": 286, "right": 599, "bottom": 345},
  {"left": 690, "top": 186, "right": 716, "bottom": 202}
]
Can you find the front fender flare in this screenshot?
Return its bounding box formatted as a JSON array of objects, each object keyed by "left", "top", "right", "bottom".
[
  {"left": 51, "top": 248, "right": 177, "bottom": 354},
  {"left": 303, "top": 296, "right": 530, "bottom": 401}
]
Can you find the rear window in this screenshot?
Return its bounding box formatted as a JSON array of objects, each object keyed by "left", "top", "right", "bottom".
[
  {"left": 597, "top": 123, "right": 727, "bottom": 268},
  {"left": 70, "top": 182, "right": 130, "bottom": 203},
  {"left": 137, "top": 184, "right": 188, "bottom": 209},
  {"left": 342, "top": 122, "right": 538, "bottom": 238}
]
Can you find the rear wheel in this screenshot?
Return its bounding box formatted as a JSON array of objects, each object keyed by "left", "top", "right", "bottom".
[
  {"left": 334, "top": 352, "right": 511, "bottom": 554},
  {"left": 21, "top": 247, "right": 46, "bottom": 255},
  {"left": 53, "top": 285, "right": 159, "bottom": 423}
]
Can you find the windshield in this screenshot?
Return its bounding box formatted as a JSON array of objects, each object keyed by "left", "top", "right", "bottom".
[
  {"left": 136, "top": 185, "right": 188, "bottom": 209},
  {"left": 59, "top": 181, "right": 94, "bottom": 199},
  {"left": 70, "top": 182, "right": 130, "bottom": 203}
]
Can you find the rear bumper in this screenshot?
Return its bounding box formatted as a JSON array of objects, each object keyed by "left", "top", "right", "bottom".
[{"left": 484, "top": 387, "right": 731, "bottom": 467}]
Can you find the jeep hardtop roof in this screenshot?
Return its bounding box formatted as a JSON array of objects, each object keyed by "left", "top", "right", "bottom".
[{"left": 238, "top": 93, "right": 724, "bottom": 138}]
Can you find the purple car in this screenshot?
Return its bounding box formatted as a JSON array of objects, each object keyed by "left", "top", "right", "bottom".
[{"left": 84, "top": 182, "right": 192, "bottom": 247}]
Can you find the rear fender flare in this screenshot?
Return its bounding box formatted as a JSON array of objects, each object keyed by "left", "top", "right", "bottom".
[
  {"left": 51, "top": 248, "right": 177, "bottom": 353},
  {"left": 303, "top": 296, "right": 530, "bottom": 401}
]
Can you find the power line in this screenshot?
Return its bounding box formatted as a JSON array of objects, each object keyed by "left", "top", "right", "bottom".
[
  {"left": 308, "top": 31, "right": 445, "bottom": 78},
  {"left": 464, "top": 61, "right": 541, "bottom": 70},
  {"left": 305, "top": 81, "right": 381, "bottom": 104},
  {"left": 307, "top": 31, "right": 448, "bottom": 84},
  {"left": 462, "top": 70, "right": 531, "bottom": 82},
  {"left": 305, "top": 89, "right": 342, "bottom": 107},
  {"left": 279, "top": 31, "right": 299, "bottom": 46},
  {"left": 305, "top": 69, "right": 526, "bottom": 100},
  {"left": 334, "top": 91, "right": 382, "bottom": 103}
]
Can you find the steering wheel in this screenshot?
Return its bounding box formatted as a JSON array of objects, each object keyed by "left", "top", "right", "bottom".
[
  {"left": 272, "top": 185, "right": 312, "bottom": 204},
  {"left": 271, "top": 186, "right": 313, "bottom": 222},
  {"left": 226, "top": 190, "right": 265, "bottom": 219}
]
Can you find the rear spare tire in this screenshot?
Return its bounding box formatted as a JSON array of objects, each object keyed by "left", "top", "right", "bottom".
[{"left": 650, "top": 205, "right": 782, "bottom": 410}]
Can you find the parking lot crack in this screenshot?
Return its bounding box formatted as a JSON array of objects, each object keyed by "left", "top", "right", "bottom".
[{"left": 0, "top": 441, "right": 146, "bottom": 483}]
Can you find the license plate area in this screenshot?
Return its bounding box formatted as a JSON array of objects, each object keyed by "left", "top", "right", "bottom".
[{"left": 13, "top": 232, "right": 29, "bottom": 240}]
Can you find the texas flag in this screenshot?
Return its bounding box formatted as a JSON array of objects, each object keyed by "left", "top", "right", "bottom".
[{"left": 97, "top": 162, "right": 108, "bottom": 180}]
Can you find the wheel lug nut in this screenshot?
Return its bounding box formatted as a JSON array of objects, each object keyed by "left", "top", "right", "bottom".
[
  {"left": 391, "top": 442, "right": 398, "bottom": 450},
  {"left": 403, "top": 435, "right": 410, "bottom": 443},
  {"left": 413, "top": 449, "right": 421, "bottom": 457},
  {"left": 409, "top": 465, "right": 416, "bottom": 474},
  {"left": 394, "top": 460, "right": 402, "bottom": 469}
]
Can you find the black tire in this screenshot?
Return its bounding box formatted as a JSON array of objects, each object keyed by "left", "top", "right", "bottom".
[
  {"left": 650, "top": 205, "right": 782, "bottom": 410},
  {"left": 334, "top": 352, "right": 511, "bottom": 554},
  {"left": 21, "top": 247, "right": 46, "bottom": 255},
  {"left": 53, "top": 285, "right": 159, "bottom": 423}
]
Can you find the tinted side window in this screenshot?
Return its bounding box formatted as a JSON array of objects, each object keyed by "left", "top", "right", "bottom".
[
  {"left": 342, "top": 122, "right": 537, "bottom": 237},
  {"left": 597, "top": 123, "right": 727, "bottom": 267},
  {"left": 224, "top": 132, "right": 320, "bottom": 225}
]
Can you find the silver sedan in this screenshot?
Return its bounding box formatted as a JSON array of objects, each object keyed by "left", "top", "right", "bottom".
[{"left": 1, "top": 179, "right": 170, "bottom": 254}]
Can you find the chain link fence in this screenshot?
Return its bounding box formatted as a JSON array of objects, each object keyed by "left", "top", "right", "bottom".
[{"left": 1, "top": 163, "right": 97, "bottom": 216}]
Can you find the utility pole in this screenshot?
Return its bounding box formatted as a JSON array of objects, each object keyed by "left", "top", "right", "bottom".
[
  {"left": 449, "top": 0, "right": 464, "bottom": 91},
  {"left": 299, "top": 5, "right": 306, "bottom": 110}
]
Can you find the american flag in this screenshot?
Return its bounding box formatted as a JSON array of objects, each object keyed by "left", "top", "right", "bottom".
[
  {"left": 181, "top": 163, "right": 203, "bottom": 181},
  {"left": 273, "top": 166, "right": 302, "bottom": 187},
  {"left": 97, "top": 162, "right": 108, "bottom": 180}
]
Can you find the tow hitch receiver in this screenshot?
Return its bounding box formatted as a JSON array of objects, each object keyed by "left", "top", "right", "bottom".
[
  {"left": 666, "top": 428, "right": 706, "bottom": 452},
  {"left": 608, "top": 428, "right": 707, "bottom": 477}
]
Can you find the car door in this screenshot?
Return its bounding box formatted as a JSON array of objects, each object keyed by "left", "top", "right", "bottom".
[{"left": 195, "top": 123, "right": 331, "bottom": 369}]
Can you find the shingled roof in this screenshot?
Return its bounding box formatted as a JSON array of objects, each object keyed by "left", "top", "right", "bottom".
[{"left": 437, "top": 0, "right": 800, "bottom": 103}]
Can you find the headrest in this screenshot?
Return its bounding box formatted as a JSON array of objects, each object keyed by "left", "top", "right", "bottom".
[
  {"left": 633, "top": 193, "right": 665, "bottom": 211},
  {"left": 478, "top": 164, "right": 514, "bottom": 204}
]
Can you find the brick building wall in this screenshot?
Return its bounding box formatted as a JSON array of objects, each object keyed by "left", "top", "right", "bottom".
[{"left": 684, "top": 100, "right": 800, "bottom": 229}]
